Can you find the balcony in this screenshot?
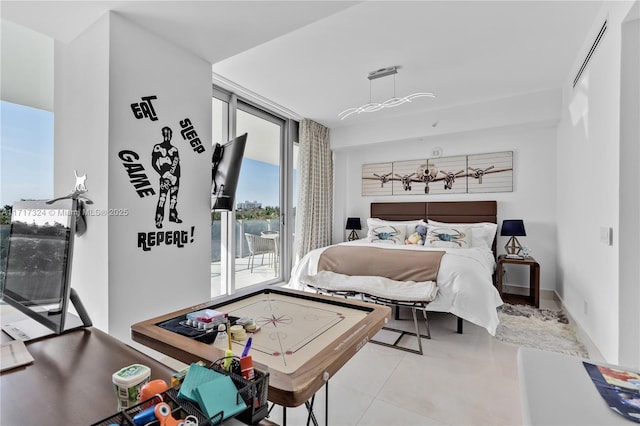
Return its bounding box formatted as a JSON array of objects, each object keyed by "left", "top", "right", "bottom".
[{"left": 210, "top": 218, "right": 280, "bottom": 298}]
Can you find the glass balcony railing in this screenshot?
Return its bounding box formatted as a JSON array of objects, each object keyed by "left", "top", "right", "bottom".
[{"left": 211, "top": 218, "right": 280, "bottom": 262}]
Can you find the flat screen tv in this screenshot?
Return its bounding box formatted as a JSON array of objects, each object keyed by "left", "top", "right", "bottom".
[
  {"left": 212, "top": 133, "right": 247, "bottom": 211},
  {"left": 1, "top": 199, "right": 91, "bottom": 341}
]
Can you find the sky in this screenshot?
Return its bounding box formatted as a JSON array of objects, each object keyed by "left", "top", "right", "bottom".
[
  {"left": 0, "top": 100, "right": 292, "bottom": 209},
  {"left": 236, "top": 158, "right": 279, "bottom": 208},
  {"left": 1, "top": 101, "right": 54, "bottom": 207}
]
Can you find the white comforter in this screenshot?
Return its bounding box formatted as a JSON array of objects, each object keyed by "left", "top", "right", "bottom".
[{"left": 289, "top": 240, "right": 503, "bottom": 335}]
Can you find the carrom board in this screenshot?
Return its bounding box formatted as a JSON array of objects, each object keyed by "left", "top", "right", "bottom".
[
  {"left": 214, "top": 291, "right": 366, "bottom": 373},
  {"left": 131, "top": 287, "right": 390, "bottom": 407}
]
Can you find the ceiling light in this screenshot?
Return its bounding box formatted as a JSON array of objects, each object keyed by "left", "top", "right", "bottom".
[{"left": 339, "top": 66, "right": 435, "bottom": 120}]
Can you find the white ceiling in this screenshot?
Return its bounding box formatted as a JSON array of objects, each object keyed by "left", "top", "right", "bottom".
[{"left": 2, "top": 0, "right": 605, "bottom": 129}]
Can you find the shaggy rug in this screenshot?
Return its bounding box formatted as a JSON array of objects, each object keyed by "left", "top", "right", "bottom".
[{"left": 495, "top": 303, "right": 590, "bottom": 358}]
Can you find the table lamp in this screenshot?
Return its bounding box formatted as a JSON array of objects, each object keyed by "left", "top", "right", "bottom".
[
  {"left": 346, "top": 217, "right": 362, "bottom": 241},
  {"left": 501, "top": 219, "right": 526, "bottom": 255}
]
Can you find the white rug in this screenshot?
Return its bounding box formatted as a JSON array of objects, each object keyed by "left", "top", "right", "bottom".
[{"left": 495, "top": 303, "right": 589, "bottom": 358}]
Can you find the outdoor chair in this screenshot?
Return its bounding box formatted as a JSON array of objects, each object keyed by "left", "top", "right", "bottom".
[{"left": 245, "top": 233, "right": 276, "bottom": 272}]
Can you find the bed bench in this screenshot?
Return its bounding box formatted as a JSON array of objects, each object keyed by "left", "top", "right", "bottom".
[{"left": 302, "top": 271, "right": 434, "bottom": 355}]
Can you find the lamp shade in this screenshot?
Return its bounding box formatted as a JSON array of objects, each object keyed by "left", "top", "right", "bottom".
[
  {"left": 500, "top": 220, "right": 526, "bottom": 237},
  {"left": 345, "top": 217, "right": 362, "bottom": 230}
]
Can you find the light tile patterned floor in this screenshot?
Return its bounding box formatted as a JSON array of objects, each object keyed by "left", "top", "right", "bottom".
[{"left": 256, "top": 308, "right": 527, "bottom": 426}]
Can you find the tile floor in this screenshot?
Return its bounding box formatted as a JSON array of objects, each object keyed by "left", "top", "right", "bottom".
[
  {"left": 254, "top": 310, "right": 525, "bottom": 426},
  {"left": 164, "top": 296, "right": 578, "bottom": 426}
]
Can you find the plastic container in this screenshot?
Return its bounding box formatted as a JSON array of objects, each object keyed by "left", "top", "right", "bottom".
[{"left": 112, "top": 364, "right": 151, "bottom": 410}]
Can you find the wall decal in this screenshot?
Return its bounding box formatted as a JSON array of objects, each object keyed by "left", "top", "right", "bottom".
[
  {"left": 130, "top": 95, "right": 159, "bottom": 121},
  {"left": 119, "top": 94, "right": 208, "bottom": 251},
  {"left": 152, "top": 126, "right": 182, "bottom": 228},
  {"left": 118, "top": 150, "right": 156, "bottom": 197},
  {"left": 179, "top": 118, "right": 205, "bottom": 154},
  {"left": 362, "top": 162, "right": 393, "bottom": 196},
  {"left": 137, "top": 226, "right": 195, "bottom": 251},
  {"left": 362, "top": 151, "right": 513, "bottom": 196}
]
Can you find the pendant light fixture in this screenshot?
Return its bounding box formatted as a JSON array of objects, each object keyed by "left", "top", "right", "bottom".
[{"left": 338, "top": 66, "right": 435, "bottom": 120}]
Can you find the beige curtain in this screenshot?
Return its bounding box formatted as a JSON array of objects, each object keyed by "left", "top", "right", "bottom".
[{"left": 295, "top": 119, "right": 333, "bottom": 260}]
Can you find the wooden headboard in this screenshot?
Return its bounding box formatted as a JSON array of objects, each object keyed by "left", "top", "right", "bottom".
[{"left": 370, "top": 201, "right": 498, "bottom": 256}]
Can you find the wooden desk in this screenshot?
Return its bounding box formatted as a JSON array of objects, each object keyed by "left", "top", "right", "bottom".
[
  {"left": 132, "top": 286, "right": 391, "bottom": 408},
  {"left": 497, "top": 255, "right": 540, "bottom": 308},
  {"left": 518, "top": 347, "right": 631, "bottom": 425},
  {"left": 0, "top": 326, "right": 175, "bottom": 425}
]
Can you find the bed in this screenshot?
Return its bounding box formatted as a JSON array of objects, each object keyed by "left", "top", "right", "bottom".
[{"left": 289, "top": 201, "right": 503, "bottom": 343}]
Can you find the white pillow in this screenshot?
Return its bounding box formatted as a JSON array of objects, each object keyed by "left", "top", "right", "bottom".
[
  {"left": 427, "top": 220, "right": 497, "bottom": 249},
  {"left": 425, "top": 226, "right": 472, "bottom": 249},
  {"left": 367, "top": 218, "right": 425, "bottom": 239}
]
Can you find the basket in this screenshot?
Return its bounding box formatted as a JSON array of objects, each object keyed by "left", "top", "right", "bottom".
[
  {"left": 93, "top": 359, "right": 269, "bottom": 426},
  {"left": 91, "top": 386, "right": 223, "bottom": 426},
  {"left": 210, "top": 357, "right": 270, "bottom": 425}
]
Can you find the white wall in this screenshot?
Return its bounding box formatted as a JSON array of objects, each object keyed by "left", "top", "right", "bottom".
[
  {"left": 556, "top": 1, "right": 636, "bottom": 365},
  {"left": 54, "top": 14, "right": 111, "bottom": 334},
  {"left": 55, "top": 12, "right": 212, "bottom": 345},
  {"left": 619, "top": 2, "right": 640, "bottom": 368},
  {"left": 332, "top": 93, "right": 559, "bottom": 292}
]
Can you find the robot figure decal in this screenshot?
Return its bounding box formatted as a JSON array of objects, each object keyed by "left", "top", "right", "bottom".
[{"left": 151, "top": 126, "right": 182, "bottom": 229}]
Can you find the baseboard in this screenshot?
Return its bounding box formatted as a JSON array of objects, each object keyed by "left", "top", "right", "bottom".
[
  {"left": 502, "top": 285, "right": 605, "bottom": 361},
  {"left": 552, "top": 290, "right": 606, "bottom": 363},
  {"left": 502, "top": 284, "right": 555, "bottom": 300}
]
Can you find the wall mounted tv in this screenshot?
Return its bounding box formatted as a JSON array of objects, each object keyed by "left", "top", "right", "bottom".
[
  {"left": 212, "top": 133, "right": 248, "bottom": 211},
  {"left": 1, "top": 199, "right": 91, "bottom": 341}
]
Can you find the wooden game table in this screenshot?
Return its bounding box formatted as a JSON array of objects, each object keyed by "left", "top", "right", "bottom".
[{"left": 131, "top": 286, "right": 391, "bottom": 409}]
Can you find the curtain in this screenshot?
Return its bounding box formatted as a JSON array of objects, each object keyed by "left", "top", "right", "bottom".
[{"left": 295, "top": 119, "right": 332, "bottom": 260}]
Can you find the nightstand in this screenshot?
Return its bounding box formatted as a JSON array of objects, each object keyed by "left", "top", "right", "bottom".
[{"left": 496, "top": 255, "right": 540, "bottom": 308}]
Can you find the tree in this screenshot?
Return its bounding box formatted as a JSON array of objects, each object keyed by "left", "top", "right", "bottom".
[
  {"left": 212, "top": 205, "right": 280, "bottom": 222},
  {"left": 0, "top": 205, "right": 12, "bottom": 225}
]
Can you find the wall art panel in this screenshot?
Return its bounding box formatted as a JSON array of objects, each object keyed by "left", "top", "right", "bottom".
[
  {"left": 423, "top": 155, "right": 468, "bottom": 195},
  {"left": 362, "top": 162, "right": 393, "bottom": 196},
  {"left": 362, "top": 150, "right": 513, "bottom": 196},
  {"left": 467, "top": 151, "right": 513, "bottom": 193},
  {"left": 391, "top": 159, "right": 426, "bottom": 195}
]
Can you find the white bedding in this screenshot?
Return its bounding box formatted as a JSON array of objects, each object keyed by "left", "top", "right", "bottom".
[{"left": 289, "top": 240, "right": 503, "bottom": 335}]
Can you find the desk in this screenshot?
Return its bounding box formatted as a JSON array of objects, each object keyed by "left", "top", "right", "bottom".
[
  {"left": 0, "top": 326, "right": 175, "bottom": 425},
  {"left": 497, "top": 255, "right": 540, "bottom": 308},
  {"left": 518, "top": 347, "right": 631, "bottom": 425},
  {"left": 131, "top": 287, "right": 390, "bottom": 408}
]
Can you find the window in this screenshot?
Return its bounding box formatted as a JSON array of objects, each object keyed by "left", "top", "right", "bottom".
[{"left": 0, "top": 100, "right": 54, "bottom": 276}]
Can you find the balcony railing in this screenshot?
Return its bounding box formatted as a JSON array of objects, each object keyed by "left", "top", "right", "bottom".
[{"left": 211, "top": 218, "right": 280, "bottom": 262}]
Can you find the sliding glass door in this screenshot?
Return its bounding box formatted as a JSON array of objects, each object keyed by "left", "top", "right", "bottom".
[
  {"left": 211, "top": 89, "right": 296, "bottom": 298},
  {"left": 234, "top": 105, "right": 283, "bottom": 290}
]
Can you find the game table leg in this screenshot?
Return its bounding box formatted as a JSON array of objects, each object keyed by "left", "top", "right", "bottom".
[
  {"left": 303, "top": 381, "right": 328, "bottom": 426},
  {"left": 274, "top": 381, "right": 329, "bottom": 426},
  {"left": 305, "top": 394, "right": 317, "bottom": 426}
]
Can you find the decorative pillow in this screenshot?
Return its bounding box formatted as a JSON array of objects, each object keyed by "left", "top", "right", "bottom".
[
  {"left": 367, "top": 218, "right": 425, "bottom": 241},
  {"left": 367, "top": 224, "right": 406, "bottom": 245},
  {"left": 427, "top": 220, "right": 496, "bottom": 249},
  {"left": 425, "top": 226, "right": 472, "bottom": 249}
]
